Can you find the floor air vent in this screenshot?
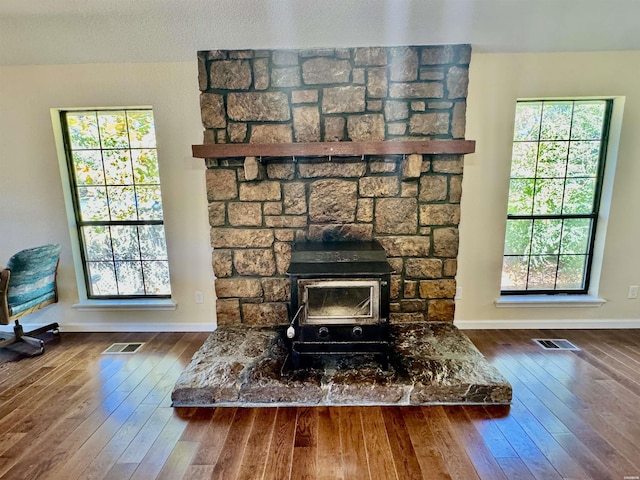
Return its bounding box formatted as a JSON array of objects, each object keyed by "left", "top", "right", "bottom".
[
  {"left": 102, "top": 342, "right": 145, "bottom": 354},
  {"left": 533, "top": 339, "right": 580, "bottom": 351}
]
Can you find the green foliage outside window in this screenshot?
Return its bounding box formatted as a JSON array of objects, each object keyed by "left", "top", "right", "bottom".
[{"left": 501, "top": 100, "right": 610, "bottom": 293}]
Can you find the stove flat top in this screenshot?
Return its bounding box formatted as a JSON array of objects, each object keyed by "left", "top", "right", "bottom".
[{"left": 287, "top": 240, "right": 393, "bottom": 276}]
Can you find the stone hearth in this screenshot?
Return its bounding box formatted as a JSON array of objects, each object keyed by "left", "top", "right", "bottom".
[{"left": 171, "top": 323, "right": 511, "bottom": 406}]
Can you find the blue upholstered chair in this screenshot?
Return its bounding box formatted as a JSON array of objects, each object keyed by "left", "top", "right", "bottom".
[{"left": 0, "top": 244, "right": 61, "bottom": 355}]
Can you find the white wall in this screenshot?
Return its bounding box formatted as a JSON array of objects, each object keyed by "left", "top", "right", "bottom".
[
  {"left": 457, "top": 51, "right": 640, "bottom": 328},
  {"left": 2, "top": 52, "right": 640, "bottom": 332},
  {"left": 0, "top": 62, "right": 216, "bottom": 332}
]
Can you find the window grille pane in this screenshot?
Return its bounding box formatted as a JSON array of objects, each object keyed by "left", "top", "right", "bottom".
[
  {"left": 132, "top": 150, "right": 160, "bottom": 184},
  {"left": 501, "top": 256, "right": 529, "bottom": 290},
  {"left": 115, "top": 261, "right": 145, "bottom": 295},
  {"left": 556, "top": 255, "right": 587, "bottom": 290},
  {"left": 139, "top": 225, "right": 168, "bottom": 260},
  {"left": 560, "top": 218, "right": 591, "bottom": 254},
  {"left": 135, "top": 186, "right": 164, "bottom": 220},
  {"left": 567, "top": 141, "right": 600, "bottom": 176},
  {"left": 88, "top": 261, "right": 118, "bottom": 296},
  {"left": 78, "top": 186, "right": 109, "bottom": 221},
  {"left": 536, "top": 141, "right": 569, "bottom": 177},
  {"left": 126, "top": 110, "right": 157, "bottom": 148},
  {"left": 504, "top": 219, "right": 533, "bottom": 256},
  {"left": 73, "top": 151, "right": 104, "bottom": 185},
  {"left": 67, "top": 112, "right": 100, "bottom": 149},
  {"left": 98, "top": 111, "right": 129, "bottom": 149},
  {"left": 510, "top": 142, "right": 538, "bottom": 178},
  {"left": 540, "top": 102, "right": 572, "bottom": 140},
  {"left": 103, "top": 150, "right": 134, "bottom": 185},
  {"left": 527, "top": 255, "right": 559, "bottom": 290},
  {"left": 532, "top": 179, "right": 564, "bottom": 215},
  {"left": 142, "top": 261, "right": 171, "bottom": 295},
  {"left": 531, "top": 219, "right": 562, "bottom": 255},
  {"left": 562, "top": 178, "right": 596, "bottom": 214},
  {"left": 571, "top": 102, "right": 606, "bottom": 139},
  {"left": 111, "top": 225, "right": 141, "bottom": 261},
  {"left": 108, "top": 186, "right": 137, "bottom": 220},
  {"left": 501, "top": 99, "right": 610, "bottom": 294},
  {"left": 513, "top": 102, "right": 542, "bottom": 141},
  {"left": 82, "top": 226, "right": 113, "bottom": 261},
  {"left": 64, "top": 108, "right": 171, "bottom": 298},
  {"left": 507, "top": 179, "right": 534, "bottom": 215}
]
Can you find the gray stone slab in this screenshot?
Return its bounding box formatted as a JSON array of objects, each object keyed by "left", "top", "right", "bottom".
[{"left": 171, "top": 323, "right": 512, "bottom": 407}]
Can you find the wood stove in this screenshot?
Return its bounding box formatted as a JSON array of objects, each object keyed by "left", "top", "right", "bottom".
[{"left": 286, "top": 240, "right": 393, "bottom": 369}]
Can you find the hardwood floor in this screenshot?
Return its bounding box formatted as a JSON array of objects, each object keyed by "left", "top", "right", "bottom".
[{"left": 1, "top": 328, "right": 639, "bottom": 479}]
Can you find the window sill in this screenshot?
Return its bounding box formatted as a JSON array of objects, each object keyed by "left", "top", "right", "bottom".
[
  {"left": 495, "top": 295, "right": 606, "bottom": 308},
  {"left": 72, "top": 299, "right": 177, "bottom": 311}
]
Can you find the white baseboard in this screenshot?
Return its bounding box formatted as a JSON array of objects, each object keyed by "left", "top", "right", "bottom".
[
  {"left": 455, "top": 318, "right": 640, "bottom": 329},
  {"left": 1, "top": 322, "right": 217, "bottom": 333}
]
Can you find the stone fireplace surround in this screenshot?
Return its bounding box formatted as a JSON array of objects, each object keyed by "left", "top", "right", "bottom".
[
  {"left": 196, "top": 44, "right": 472, "bottom": 327},
  {"left": 174, "top": 44, "right": 512, "bottom": 407}
]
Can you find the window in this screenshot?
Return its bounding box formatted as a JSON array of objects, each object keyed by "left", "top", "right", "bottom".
[
  {"left": 501, "top": 99, "right": 612, "bottom": 294},
  {"left": 60, "top": 109, "right": 171, "bottom": 298}
]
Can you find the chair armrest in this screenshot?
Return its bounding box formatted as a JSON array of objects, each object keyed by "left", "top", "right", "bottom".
[{"left": 0, "top": 268, "right": 10, "bottom": 325}]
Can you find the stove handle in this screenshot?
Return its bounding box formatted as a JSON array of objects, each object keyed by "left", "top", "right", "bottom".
[{"left": 287, "top": 304, "right": 305, "bottom": 339}]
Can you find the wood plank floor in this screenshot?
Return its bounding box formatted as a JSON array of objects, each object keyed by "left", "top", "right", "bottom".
[{"left": 0, "top": 328, "right": 639, "bottom": 479}]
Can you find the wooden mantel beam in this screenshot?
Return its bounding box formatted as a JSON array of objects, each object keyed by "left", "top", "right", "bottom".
[{"left": 192, "top": 140, "right": 475, "bottom": 159}]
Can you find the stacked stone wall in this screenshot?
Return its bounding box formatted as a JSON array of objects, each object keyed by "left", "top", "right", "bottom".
[
  {"left": 197, "top": 45, "right": 471, "bottom": 325},
  {"left": 208, "top": 154, "right": 462, "bottom": 325},
  {"left": 198, "top": 45, "right": 470, "bottom": 144}
]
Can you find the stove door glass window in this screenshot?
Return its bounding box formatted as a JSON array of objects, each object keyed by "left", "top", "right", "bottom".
[{"left": 304, "top": 280, "right": 379, "bottom": 324}]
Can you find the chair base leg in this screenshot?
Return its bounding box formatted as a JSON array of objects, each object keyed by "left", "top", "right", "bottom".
[
  {"left": 21, "top": 322, "right": 59, "bottom": 337},
  {"left": 0, "top": 320, "right": 60, "bottom": 355},
  {"left": 19, "top": 334, "right": 45, "bottom": 354}
]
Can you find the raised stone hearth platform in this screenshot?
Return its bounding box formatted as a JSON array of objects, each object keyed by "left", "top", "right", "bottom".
[{"left": 172, "top": 323, "right": 511, "bottom": 407}]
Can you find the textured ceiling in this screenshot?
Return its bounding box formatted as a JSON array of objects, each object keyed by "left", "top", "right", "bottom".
[{"left": 1, "top": 0, "right": 639, "bottom": 65}]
